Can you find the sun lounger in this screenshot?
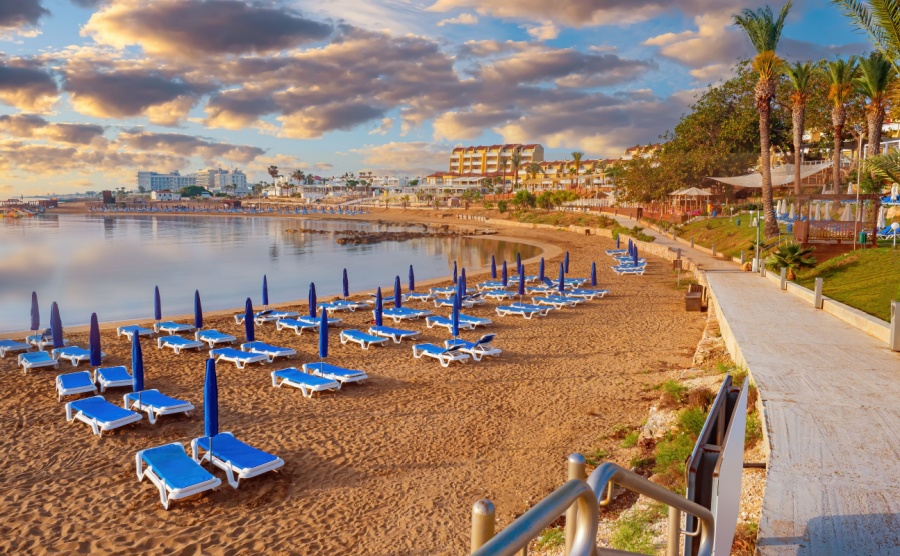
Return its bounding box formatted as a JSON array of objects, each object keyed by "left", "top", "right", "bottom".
[
  {"left": 382, "top": 307, "right": 432, "bottom": 322},
  {"left": 271, "top": 368, "right": 341, "bottom": 397},
  {"left": 606, "top": 248, "right": 628, "bottom": 255},
  {"left": 53, "top": 346, "right": 104, "bottom": 366},
  {"left": 275, "top": 317, "right": 320, "bottom": 335},
  {"left": 412, "top": 343, "right": 470, "bottom": 367},
  {"left": 429, "top": 285, "right": 458, "bottom": 296},
  {"left": 460, "top": 314, "right": 492, "bottom": 327},
  {"left": 240, "top": 341, "right": 296, "bottom": 361},
  {"left": 496, "top": 305, "right": 546, "bottom": 319},
  {"left": 403, "top": 292, "right": 434, "bottom": 302},
  {"left": 433, "top": 296, "right": 484, "bottom": 308},
  {"left": 18, "top": 350, "right": 59, "bottom": 373},
  {"left": 191, "top": 432, "right": 285, "bottom": 489},
  {"left": 367, "top": 325, "right": 421, "bottom": 343},
  {"left": 211, "top": 347, "right": 270, "bottom": 369},
  {"left": 477, "top": 280, "right": 507, "bottom": 290},
  {"left": 124, "top": 389, "right": 194, "bottom": 424},
  {"left": 340, "top": 329, "right": 389, "bottom": 350},
  {"left": 66, "top": 395, "right": 142, "bottom": 436},
  {"left": 612, "top": 265, "right": 646, "bottom": 276},
  {"left": 94, "top": 366, "right": 133, "bottom": 392},
  {"left": 303, "top": 362, "right": 368, "bottom": 385},
  {"left": 552, "top": 278, "right": 588, "bottom": 288},
  {"left": 445, "top": 334, "right": 502, "bottom": 361},
  {"left": 532, "top": 296, "right": 579, "bottom": 309},
  {"left": 0, "top": 339, "right": 31, "bottom": 358},
  {"left": 27, "top": 329, "right": 69, "bottom": 350},
  {"left": 195, "top": 329, "right": 237, "bottom": 348},
  {"left": 56, "top": 371, "right": 98, "bottom": 400},
  {"left": 321, "top": 300, "right": 370, "bottom": 313},
  {"left": 136, "top": 442, "right": 222, "bottom": 509},
  {"left": 482, "top": 290, "right": 515, "bottom": 301},
  {"left": 567, "top": 288, "right": 609, "bottom": 300},
  {"left": 117, "top": 325, "right": 154, "bottom": 340},
  {"left": 154, "top": 321, "right": 196, "bottom": 335},
  {"left": 157, "top": 336, "right": 205, "bottom": 354},
  {"left": 426, "top": 315, "right": 477, "bottom": 331}
]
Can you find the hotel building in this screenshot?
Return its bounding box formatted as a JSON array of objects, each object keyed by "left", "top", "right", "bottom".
[
  {"left": 137, "top": 171, "right": 196, "bottom": 192},
  {"left": 449, "top": 144, "right": 544, "bottom": 175}
]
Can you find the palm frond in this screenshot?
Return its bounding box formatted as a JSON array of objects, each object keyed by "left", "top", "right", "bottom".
[
  {"left": 833, "top": 0, "right": 900, "bottom": 71},
  {"left": 855, "top": 50, "right": 896, "bottom": 99},
  {"left": 732, "top": 2, "right": 793, "bottom": 53},
  {"left": 862, "top": 149, "right": 900, "bottom": 182},
  {"left": 826, "top": 57, "right": 860, "bottom": 103},
  {"left": 784, "top": 61, "right": 817, "bottom": 92}
]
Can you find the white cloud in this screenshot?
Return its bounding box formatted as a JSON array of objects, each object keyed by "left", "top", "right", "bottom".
[
  {"left": 369, "top": 117, "right": 394, "bottom": 135},
  {"left": 525, "top": 22, "right": 559, "bottom": 41},
  {"left": 437, "top": 13, "right": 478, "bottom": 26}
]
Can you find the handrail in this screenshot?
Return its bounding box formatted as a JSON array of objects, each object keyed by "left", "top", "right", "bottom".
[
  {"left": 587, "top": 462, "right": 715, "bottom": 556},
  {"left": 471, "top": 480, "right": 598, "bottom": 556}
]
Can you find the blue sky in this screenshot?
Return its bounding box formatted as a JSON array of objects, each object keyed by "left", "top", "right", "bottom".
[{"left": 0, "top": 0, "right": 867, "bottom": 195}]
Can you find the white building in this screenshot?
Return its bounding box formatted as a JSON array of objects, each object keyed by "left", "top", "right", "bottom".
[
  {"left": 195, "top": 168, "right": 248, "bottom": 194},
  {"left": 137, "top": 171, "right": 196, "bottom": 192},
  {"left": 151, "top": 190, "right": 181, "bottom": 201}
]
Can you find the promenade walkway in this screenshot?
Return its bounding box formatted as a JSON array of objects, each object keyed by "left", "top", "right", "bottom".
[{"left": 610, "top": 215, "right": 900, "bottom": 555}]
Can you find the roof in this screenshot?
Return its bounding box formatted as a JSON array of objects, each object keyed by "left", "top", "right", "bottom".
[{"left": 708, "top": 162, "right": 834, "bottom": 188}]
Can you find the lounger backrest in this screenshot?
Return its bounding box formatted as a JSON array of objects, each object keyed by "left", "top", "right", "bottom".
[
  {"left": 445, "top": 344, "right": 463, "bottom": 353},
  {"left": 477, "top": 334, "right": 496, "bottom": 345}
]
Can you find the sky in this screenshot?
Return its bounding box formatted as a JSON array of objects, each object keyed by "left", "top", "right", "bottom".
[{"left": 0, "top": 0, "right": 869, "bottom": 196}]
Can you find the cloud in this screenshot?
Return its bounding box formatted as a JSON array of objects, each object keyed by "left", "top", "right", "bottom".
[
  {"left": 82, "top": 0, "right": 332, "bottom": 58},
  {"left": 349, "top": 142, "right": 448, "bottom": 174},
  {"left": 0, "top": 0, "right": 49, "bottom": 32},
  {"left": 643, "top": 13, "right": 750, "bottom": 82},
  {"left": 525, "top": 22, "right": 559, "bottom": 41},
  {"left": 437, "top": 13, "right": 478, "bottom": 26},
  {"left": 0, "top": 114, "right": 106, "bottom": 145},
  {"left": 115, "top": 130, "right": 265, "bottom": 164},
  {"left": 278, "top": 102, "right": 386, "bottom": 139},
  {"left": 433, "top": 105, "right": 519, "bottom": 140},
  {"left": 369, "top": 117, "right": 394, "bottom": 135},
  {"left": 479, "top": 49, "right": 656, "bottom": 87},
  {"left": 457, "top": 40, "right": 538, "bottom": 58},
  {"left": 0, "top": 61, "right": 59, "bottom": 111}
]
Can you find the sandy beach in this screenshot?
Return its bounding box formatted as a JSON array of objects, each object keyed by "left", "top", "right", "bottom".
[{"left": 0, "top": 209, "right": 706, "bottom": 554}]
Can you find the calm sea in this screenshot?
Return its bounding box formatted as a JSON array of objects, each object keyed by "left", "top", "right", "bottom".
[{"left": 0, "top": 214, "right": 539, "bottom": 333}]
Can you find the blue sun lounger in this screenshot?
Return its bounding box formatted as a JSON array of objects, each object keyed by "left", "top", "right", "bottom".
[
  {"left": 124, "top": 389, "right": 194, "bottom": 424},
  {"left": 321, "top": 300, "right": 370, "bottom": 313},
  {"left": 612, "top": 265, "right": 646, "bottom": 276},
  {"left": 605, "top": 249, "right": 628, "bottom": 255},
  {"left": 136, "top": 442, "right": 222, "bottom": 509},
  {"left": 433, "top": 295, "right": 485, "bottom": 308},
  {"left": 496, "top": 305, "right": 547, "bottom": 319},
  {"left": 367, "top": 325, "right": 421, "bottom": 343},
  {"left": 429, "top": 285, "right": 459, "bottom": 296},
  {"left": 53, "top": 346, "right": 104, "bottom": 366},
  {"left": 460, "top": 314, "right": 493, "bottom": 327},
  {"left": 94, "top": 366, "right": 133, "bottom": 392},
  {"left": 211, "top": 347, "right": 269, "bottom": 369},
  {"left": 476, "top": 280, "right": 507, "bottom": 291},
  {"left": 27, "top": 329, "right": 69, "bottom": 349},
  {"left": 56, "top": 371, "right": 98, "bottom": 401},
  {"left": 117, "top": 325, "right": 154, "bottom": 340},
  {"left": 445, "top": 334, "right": 502, "bottom": 361},
  {"left": 426, "top": 315, "right": 477, "bottom": 331},
  {"left": 195, "top": 329, "right": 237, "bottom": 348},
  {"left": 382, "top": 307, "right": 432, "bottom": 322},
  {"left": 275, "top": 318, "right": 319, "bottom": 335},
  {"left": 340, "top": 329, "right": 389, "bottom": 350},
  {"left": 567, "top": 288, "right": 609, "bottom": 300},
  {"left": 240, "top": 341, "right": 296, "bottom": 361},
  {"left": 234, "top": 310, "right": 299, "bottom": 325},
  {"left": 18, "top": 351, "right": 59, "bottom": 373},
  {"left": 191, "top": 432, "right": 285, "bottom": 489},
  {"left": 403, "top": 291, "right": 434, "bottom": 302},
  {"left": 303, "top": 362, "right": 368, "bottom": 386},
  {"left": 0, "top": 339, "right": 31, "bottom": 358},
  {"left": 532, "top": 296, "right": 580, "bottom": 309},
  {"left": 154, "top": 321, "right": 196, "bottom": 335},
  {"left": 271, "top": 368, "right": 341, "bottom": 397},
  {"left": 482, "top": 290, "right": 515, "bottom": 301},
  {"left": 412, "top": 343, "right": 470, "bottom": 367},
  {"left": 67, "top": 396, "right": 143, "bottom": 436},
  {"left": 158, "top": 336, "right": 205, "bottom": 354}
]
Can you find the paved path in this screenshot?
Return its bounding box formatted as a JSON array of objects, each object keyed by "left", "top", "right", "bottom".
[{"left": 612, "top": 215, "right": 900, "bottom": 555}]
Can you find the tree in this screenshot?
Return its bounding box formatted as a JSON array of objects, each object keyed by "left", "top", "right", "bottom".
[
  {"left": 833, "top": 1, "right": 900, "bottom": 73},
  {"left": 733, "top": 1, "right": 793, "bottom": 238},
  {"left": 784, "top": 61, "right": 816, "bottom": 194},
  {"left": 825, "top": 56, "right": 859, "bottom": 191},
  {"left": 408, "top": 178, "right": 419, "bottom": 186},
  {"left": 267, "top": 165, "right": 279, "bottom": 187},
  {"left": 512, "top": 190, "right": 536, "bottom": 209},
  {"left": 766, "top": 243, "right": 817, "bottom": 279},
  {"left": 536, "top": 191, "right": 555, "bottom": 211},
  {"left": 855, "top": 51, "right": 895, "bottom": 156},
  {"left": 180, "top": 185, "right": 210, "bottom": 198},
  {"left": 510, "top": 151, "right": 522, "bottom": 189},
  {"left": 138, "top": 185, "right": 146, "bottom": 193},
  {"left": 525, "top": 162, "right": 544, "bottom": 191},
  {"left": 570, "top": 151, "right": 584, "bottom": 190},
  {"left": 291, "top": 169, "right": 305, "bottom": 184}
]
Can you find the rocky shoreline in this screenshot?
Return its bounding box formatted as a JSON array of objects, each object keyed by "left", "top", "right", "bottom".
[{"left": 283, "top": 224, "right": 498, "bottom": 245}]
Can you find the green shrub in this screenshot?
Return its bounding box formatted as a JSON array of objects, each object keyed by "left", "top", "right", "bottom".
[
  {"left": 659, "top": 380, "right": 688, "bottom": 404},
  {"left": 745, "top": 410, "right": 762, "bottom": 444},
  {"left": 497, "top": 200, "right": 508, "bottom": 213},
  {"left": 678, "top": 407, "right": 708, "bottom": 437},
  {"left": 585, "top": 448, "right": 610, "bottom": 466},
  {"left": 535, "top": 527, "right": 565, "bottom": 550},
  {"left": 654, "top": 431, "right": 695, "bottom": 479},
  {"left": 482, "top": 201, "right": 494, "bottom": 210},
  {"left": 622, "top": 431, "right": 640, "bottom": 448},
  {"left": 610, "top": 504, "right": 665, "bottom": 554}
]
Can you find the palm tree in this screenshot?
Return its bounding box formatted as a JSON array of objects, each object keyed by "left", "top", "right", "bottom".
[
  {"left": 856, "top": 51, "right": 895, "bottom": 156},
  {"left": 570, "top": 151, "right": 584, "bottom": 191},
  {"left": 291, "top": 169, "right": 306, "bottom": 185},
  {"left": 510, "top": 152, "right": 522, "bottom": 189},
  {"left": 862, "top": 148, "right": 900, "bottom": 182},
  {"left": 833, "top": 1, "right": 900, "bottom": 73},
  {"left": 526, "top": 162, "right": 544, "bottom": 192},
  {"left": 784, "top": 61, "right": 816, "bottom": 195},
  {"left": 825, "top": 57, "right": 859, "bottom": 191},
  {"left": 766, "top": 243, "right": 817, "bottom": 279},
  {"left": 733, "top": 2, "right": 793, "bottom": 238}
]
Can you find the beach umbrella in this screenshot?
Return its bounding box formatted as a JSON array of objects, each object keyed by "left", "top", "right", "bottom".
[
  {"left": 451, "top": 293, "right": 460, "bottom": 339},
  {"left": 460, "top": 268, "right": 467, "bottom": 299},
  {"left": 516, "top": 252, "right": 521, "bottom": 269},
  {"left": 30, "top": 291, "right": 39, "bottom": 332},
  {"left": 374, "top": 287, "right": 383, "bottom": 327},
  {"left": 50, "top": 302, "right": 63, "bottom": 349},
  {"left": 262, "top": 275, "right": 269, "bottom": 307},
  {"left": 204, "top": 358, "right": 218, "bottom": 440},
  {"left": 517, "top": 269, "right": 525, "bottom": 299},
  {"left": 342, "top": 268, "right": 349, "bottom": 298},
  {"left": 318, "top": 307, "right": 329, "bottom": 359},
  {"left": 564, "top": 251, "right": 570, "bottom": 273},
  {"left": 132, "top": 332, "right": 144, "bottom": 393},
  {"left": 558, "top": 263, "right": 565, "bottom": 294},
  {"left": 539, "top": 258, "right": 545, "bottom": 281},
  {"left": 154, "top": 286, "right": 161, "bottom": 322},
  {"left": 490, "top": 255, "right": 497, "bottom": 279},
  {"left": 194, "top": 290, "right": 203, "bottom": 330},
  {"left": 813, "top": 203, "right": 821, "bottom": 221},
  {"left": 244, "top": 298, "right": 255, "bottom": 342},
  {"left": 453, "top": 261, "right": 458, "bottom": 284},
  {"left": 89, "top": 313, "right": 102, "bottom": 367},
  {"left": 840, "top": 204, "right": 852, "bottom": 221},
  {"left": 788, "top": 203, "right": 795, "bottom": 220},
  {"left": 633, "top": 246, "right": 639, "bottom": 268},
  {"left": 591, "top": 262, "right": 597, "bottom": 287},
  {"left": 501, "top": 261, "right": 508, "bottom": 287},
  {"left": 408, "top": 265, "right": 415, "bottom": 291},
  {"left": 616, "top": 235, "right": 620, "bottom": 249},
  {"left": 878, "top": 206, "right": 887, "bottom": 229},
  {"left": 308, "top": 283, "right": 317, "bottom": 318},
  {"left": 394, "top": 276, "right": 402, "bottom": 308}
]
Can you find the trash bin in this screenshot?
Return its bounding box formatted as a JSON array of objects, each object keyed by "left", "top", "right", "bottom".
[
  {"left": 859, "top": 231, "right": 868, "bottom": 245},
  {"left": 712, "top": 210, "right": 717, "bottom": 217},
  {"left": 787, "top": 223, "right": 793, "bottom": 234},
  {"left": 735, "top": 218, "right": 741, "bottom": 227}
]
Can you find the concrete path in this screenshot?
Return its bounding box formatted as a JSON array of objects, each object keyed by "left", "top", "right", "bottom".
[{"left": 611, "top": 215, "right": 900, "bottom": 555}]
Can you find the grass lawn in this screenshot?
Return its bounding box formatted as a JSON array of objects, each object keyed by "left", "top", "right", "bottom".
[
  {"left": 679, "top": 216, "right": 788, "bottom": 259},
  {"left": 796, "top": 248, "right": 900, "bottom": 322}
]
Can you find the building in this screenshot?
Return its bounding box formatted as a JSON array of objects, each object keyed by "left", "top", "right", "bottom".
[
  {"left": 151, "top": 190, "right": 181, "bottom": 201},
  {"left": 449, "top": 144, "right": 544, "bottom": 175},
  {"left": 195, "top": 168, "right": 248, "bottom": 194},
  {"left": 137, "top": 171, "right": 196, "bottom": 192},
  {"left": 621, "top": 144, "right": 660, "bottom": 161}
]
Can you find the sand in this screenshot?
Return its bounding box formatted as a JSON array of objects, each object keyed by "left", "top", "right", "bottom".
[{"left": 0, "top": 209, "right": 706, "bottom": 555}]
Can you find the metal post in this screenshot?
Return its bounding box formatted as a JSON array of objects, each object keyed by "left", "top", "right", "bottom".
[
  {"left": 690, "top": 237, "right": 694, "bottom": 248},
  {"left": 814, "top": 277, "right": 824, "bottom": 309},
  {"left": 890, "top": 300, "right": 899, "bottom": 352},
  {"left": 667, "top": 505, "right": 681, "bottom": 556},
  {"left": 740, "top": 251, "right": 745, "bottom": 265},
  {"left": 711, "top": 243, "right": 716, "bottom": 257},
  {"left": 565, "top": 454, "right": 587, "bottom": 555},
  {"left": 677, "top": 248, "right": 682, "bottom": 260},
  {"left": 471, "top": 500, "right": 496, "bottom": 554},
  {"left": 760, "top": 264, "right": 766, "bottom": 277},
  {"left": 780, "top": 267, "right": 787, "bottom": 290}
]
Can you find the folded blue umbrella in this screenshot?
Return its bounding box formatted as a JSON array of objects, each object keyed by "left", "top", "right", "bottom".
[
  {"left": 616, "top": 235, "right": 621, "bottom": 249},
  {"left": 393, "top": 276, "right": 402, "bottom": 308},
  {"left": 408, "top": 265, "right": 415, "bottom": 291},
  {"left": 30, "top": 291, "right": 39, "bottom": 332},
  {"left": 517, "top": 271, "right": 525, "bottom": 297},
  {"left": 342, "top": 268, "right": 349, "bottom": 298},
  {"left": 50, "top": 302, "right": 64, "bottom": 349},
  {"left": 204, "top": 358, "right": 218, "bottom": 439},
  {"left": 591, "top": 262, "right": 597, "bottom": 287},
  {"left": 451, "top": 293, "right": 460, "bottom": 338},
  {"left": 194, "top": 290, "right": 203, "bottom": 330},
  {"left": 502, "top": 261, "right": 508, "bottom": 287},
  {"left": 244, "top": 298, "right": 255, "bottom": 342},
  {"left": 89, "top": 313, "right": 102, "bottom": 367},
  {"left": 539, "top": 258, "right": 545, "bottom": 281},
  {"left": 374, "top": 287, "right": 383, "bottom": 327},
  {"left": 558, "top": 262, "right": 565, "bottom": 294},
  {"left": 318, "top": 307, "right": 329, "bottom": 360},
  {"left": 132, "top": 332, "right": 144, "bottom": 393},
  {"left": 564, "top": 251, "right": 570, "bottom": 273},
  {"left": 490, "top": 256, "right": 497, "bottom": 279},
  {"left": 262, "top": 275, "right": 269, "bottom": 307},
  {"left": 453, "top": 261, "right": 458, "bottom": 284},
  {"left": 308, "top": 283, "right": 317, "bottom": 318},
  {"left": 154, "top": 286, "right": 161, "bottom": 322},
  {"left": 458, "top": 268, "right": 467, "bottom": 300}
]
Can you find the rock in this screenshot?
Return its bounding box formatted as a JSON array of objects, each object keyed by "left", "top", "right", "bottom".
[
  {"left": 641, "top": 404, "right": 677, "bottom": 440},
  {"left": 741, "top": 262, "right": 753, "bottom": 271}
]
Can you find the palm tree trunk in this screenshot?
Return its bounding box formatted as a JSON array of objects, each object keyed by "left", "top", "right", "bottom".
[
  {"left": 867, "top": 107, "right": 884, "bottom": 157},
  {"left": 833, "top": 123, "right": 843, "bottom": 190},
  {"left": 792, "top": 104, "right": 804, "bottom": 195},
  {"left": 759, "top": 100, "right": 779, "bottom": 238}
]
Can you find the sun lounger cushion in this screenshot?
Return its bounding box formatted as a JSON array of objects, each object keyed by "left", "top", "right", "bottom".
[
  {"left": 137, "top": 442, "right": 221, "bottom": 509},
  {"left": 154, "top": 322, "right": 196, "bottom": 335},
  {"left": 196, "top": 330, "right": 236, "bottom": 347},
  {"left": 53, "top": 346, "right": 102, "bottom": 366},
  {"left": 0, "top": 339, "right": 31, "bottom": 358},
  {"left": 445, "top": 334, "right": 502, "bottom": 361},
  {"left": 211, "top": 347, "right": 270, "bottom": 369},
  {"left": 94, "top": 366, "right": 133, "bottom": 391},
  {"left": 158, "top": 336, "right": 204, "bottom": 354},
  {"left": 117, "top": 325, "right": 154, "bottom": 339},
  {"left": 19, "top": 350, "right": 59, "bottom": 372},
  {"left": 192, "top": 432, "right": 284, "bottom": 488},
  {"left": 271, "top": 368, "right": 341, "bottom": 396},
  {"left": 56, "top": 371, "right": 99, "bottom": 400},
  {"left": 496, "top": 305, "right": 545, "bottom": 319},
  {"left": 303, "top": 362, "right": 368, "bottom": 384},
  {"left": 241, "top": 341, "right": 296, "bottom": 360},
  {"left": 367, "top": 325, "right": 420, "bottom": 343},
  {"left": 66, "top": 396, "right": 142, "bottom": 436},
  {"left": 412, "top": 343, "right": 470, "bottom": 367},
  {"left": 459, "top": 314, "right": 492, "bottom": 327},
  {"left": 340, "top": 330, "right": 388, "bottom": 349},
  {"left": 426, "top": 315, "right": 476, "bottom": 331},
  {"left": 124, "top": 389, "right": 194, "bottom": 424}
]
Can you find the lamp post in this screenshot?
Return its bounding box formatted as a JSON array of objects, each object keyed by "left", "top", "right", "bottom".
[{"left": 754, "top": 209, "right": 761, "bottom": 272}]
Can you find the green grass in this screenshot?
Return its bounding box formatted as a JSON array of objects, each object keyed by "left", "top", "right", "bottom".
[
  {"left": 610, "top": 504, "right": 666, "bottom": 554},
  {"left": 514, "top": 211, "right": 615, "bottom": 229},
  {"left": 653, "top": 432, "right": 695, "bottom": 479},
  {"left": 535, "top": 527, "right": 565, "bottom": 551},
  {"left": 678, "top": 407, "right": 707, "bottom": 437},
  {"left": 621, "top": 431, "right": 640, "bottom": 448},
  {"left": 658, "top": 380, "right": 688, "bottom": 404},
  {"left": 795, "top": 248, "right": 900, "bottom": 322},
  {"left": 585, "top": 448, "right": 610, "bottom": 467},
  {"left": 680, "top": 217, "right": 788, "bottom": 259},
  {"left": 745, "top": 410, "right": 763, "bottom": 444}
]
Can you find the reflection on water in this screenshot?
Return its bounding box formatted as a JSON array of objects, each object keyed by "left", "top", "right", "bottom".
[{"left": 0, "top": 214, "right": 540, "bottom": 332}]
